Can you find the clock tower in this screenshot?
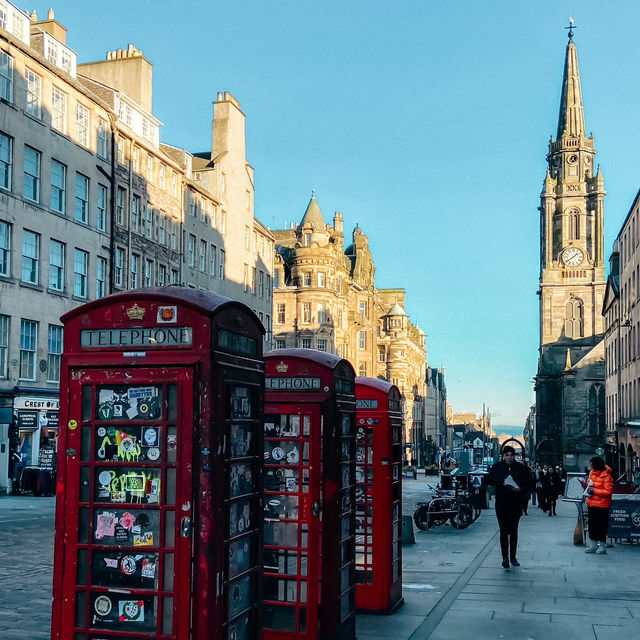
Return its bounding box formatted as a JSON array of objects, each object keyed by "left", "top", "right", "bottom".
[{"left": 534, "top": 25, "right": 606, "bottom": 470}]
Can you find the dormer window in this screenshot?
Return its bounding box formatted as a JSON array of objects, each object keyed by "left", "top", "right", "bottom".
[{"left": 305, "top": 233, "right": 312, "bottom": 246}]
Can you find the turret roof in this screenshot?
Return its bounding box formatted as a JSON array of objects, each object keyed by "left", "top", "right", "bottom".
[
  {"left": 385, "top": 302, "right": 408, "bottom": 317},
  {"left": 300, "top": 192, "right": 326, "bottom": 230}
]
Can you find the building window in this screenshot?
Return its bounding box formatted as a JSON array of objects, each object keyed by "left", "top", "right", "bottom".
[
  {"left": 378, "top": 347, "right": 386, "bottom": 362},
  {"left": 267, "top": 274, "right": 272, "bottom": 299},
  {"left": 258, "top": 270, "right": 265, "bottom": 297},
  {"left": 25, "top": 68, "right": 41, "bottom": 118},
  {"left": 144, "top": 258, "right": 153, "bottom": 287},
  {"left": 0, "top": 220, "right": 9, "bottom": 276},
  {"left": 303, "top": 272, "right": 311, "bottom": 287},
  {"left": 277, "top": 304, "right": 285, "bottom": 324},
  {"left": 564, "top": 297, "right": 583, "bottom": 338},
  {"left": 51, "top": 87, "right": 66, "bottom": 133},
  {"left": 252, "top": 267, "right": 257, "bottom": 294},
  {"left": 159, "top": 164, "right": 166, "bottom": 189},
  {"left": 117, "top": 136, "right": 126, "bottom": 165},
  {"left": 274, "top": 269, "right": 280, "bottom": 289},
  {"left": 49, "top": 240, "right": 65, "bottom": 291},
  {"left": 221, "top": 211, "right": 226, "bottom": 233},
  {"left": 318, "top": 303, "right": 326, "bottom": 324},
  {"left": 0, "top": 131, "right": 11, "bottom": 190},
  {"left": 130, "top": 253, "right": 139, "bottom": 288},
  {"left": 188, "top": 235, "right": 195, "bottom": 267},
  {"left": 243, "top": 264, "right": 249, "bottom": 291},
  {"left": 146, "top": 153, "right": 153, "bottom": 180},
  {"left": 199, "top": 240, "right": 207, "bottom": 272},
  {"left": 219, "top": 249, "right": 225, "bottom": 279},
  {"left": 275, "top": 339, "right": 286, "bottom": 350},
  {"left": 301, "top": 338, "right": 312, "bottom": 349},
  {"left": 0, "top": 51, "right": 13, "bottom": 102},
  {"left": 22, "top": 229, "right": 39, "bottom": 284},
  {"left": 96, "top": 257, "right": 106, "bottom": 299},
  {"left": 303, "top": 303, "right": 311, "bottom": 323},
  {"left": 172, "top": 172, "right": 178, "bottom": 197},
  {"left": 304, "top": 233, "right": 311, "bottom": 246},
  {"left": 131, "top": 195, "right": 140, "bottom": 232},
  {"left": 317, "top": 339, "right": 327, "bottom": 352},
  {"left": 132, "top": 148, "right": 139, "bottom": 174},
  {"left": 221, "top": 173, "right": 226, "bottom": 193},
  {"left": 97, "top": 185, "right": 107, "bottom": 231},
  {"left": 0, "top": 314, "right": 8, "bottom": 377},
  {"left": 359, "top": 301, "right": 368, "bottom": 317},
  {"left": 74, "top": 249, "right": 88, "bottom": 298},
  {"left": 157, "top": 213, "right": 166, "bottom": 245},
  {"left": 116, "top": 187, "right": 125, "bottom": 225},
  {"left": 76, "top": 103, "right": 89, "bottom": 147},
  {"left": 23, "top": 145, "right": 40, "bottom": 202},
  {"left": 169, "top": 218, "right": 177, "bottom": 250},
  {"left": 75, "top": 173, "right": 89, "bottom": 223},
  {"left": 359, "top": 331, "right": 366, "bottom": 350},
  {"left": 209, "top": 244, "right": 217, "bottom": 276},
  {"left": 318, "top": 272, "right": 325, "bottom": 287},
  {"left": 145, "top": 204, "right": 153, "bottom": 238},
  {"left": 359, "top": 362, "right": 367, "bottom": 377},
  {"left": 50, "top": 160, "right": 66, "bottom": 213},
  {"left": 97, "top": 118, "right": 108, "bottom": 159},
  {"left": 158, "top": 264, "right": 166, "bottom": 286},
  {"left": 244, "top": 226, "right": 250, "bottom": 249},
  {"left": 265, "top": 314, "right": 271, "bottom": 338},
  {"left": 47, "top": 325, "right": 63, "bottom": 383},
  {"left": 19, "top": 319, "right": 37, "bottom": 380},
  {"left": 115, "top": 248, "right": 124, "bottom": 287},
  {"left": 171, "top": 268, "right": 179, "bottom": 285}
]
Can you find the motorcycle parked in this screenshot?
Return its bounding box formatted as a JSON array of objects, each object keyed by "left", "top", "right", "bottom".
[{"left": 413, "top": 477, "right": 481, "bottom": 531}]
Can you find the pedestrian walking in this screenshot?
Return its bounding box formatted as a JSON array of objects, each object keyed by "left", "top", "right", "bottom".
[
  {"left": 10, "top": 445, "right": 24, "bottom": 495},
  {"left": 530, "top": 464, "right": 537, "bottom": 506},
  {"left": 582, "top": 456, "right": 614, "bottom": 554},
  {"left": 544, "top": 465, "right": 561, "bottom": 516},
  {"left": 486, "top": 445, "right": 530, "bottom": 569}
]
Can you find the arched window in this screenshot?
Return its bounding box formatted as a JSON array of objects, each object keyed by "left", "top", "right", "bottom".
[
  {"left": 567, "top": 207, "right": 580, "bottom": 240},
  {"left": 564, "top": 297, "right": 583, "bottom": 338}
]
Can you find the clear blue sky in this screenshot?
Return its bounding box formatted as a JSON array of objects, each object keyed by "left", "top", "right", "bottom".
[{"left": 45, "top": 1, "right": 640, "bottom": 425}]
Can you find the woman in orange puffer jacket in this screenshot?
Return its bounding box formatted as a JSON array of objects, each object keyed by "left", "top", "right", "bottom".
[{"left": 582, "top": 456, "right": 613, "bottom": 554}]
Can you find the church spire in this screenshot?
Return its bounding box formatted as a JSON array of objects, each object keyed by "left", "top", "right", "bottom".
[{"left": 557, "top": 22, "right": 586, "bottom": 140}]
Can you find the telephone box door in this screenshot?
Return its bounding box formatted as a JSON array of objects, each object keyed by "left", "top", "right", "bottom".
[
  {"left": 57, "top": 367, "right": 194, "bottom": 640},
  {"left": 263, "top": 403, "right": 321, "bottom": 638}
]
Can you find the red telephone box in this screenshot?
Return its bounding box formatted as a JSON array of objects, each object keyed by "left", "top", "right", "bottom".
[
  {"left": 51, "top": 288, "right": 265, "bottom": 640},
  {"left": 262, "top": 349, "right": 356, "bottom": 640},
  {"left": 354, "top": 377, "right": 403, "bottom": 613}
]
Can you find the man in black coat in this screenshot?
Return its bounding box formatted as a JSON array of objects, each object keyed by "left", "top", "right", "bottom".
[{"left": 486, "top": 446, "right": 530, "bottom": 569}]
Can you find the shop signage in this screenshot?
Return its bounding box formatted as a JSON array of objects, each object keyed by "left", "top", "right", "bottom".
[
  {"left": 356, "top": 399, "right": 378, "bottom": 409},
  {"left": 80, "top": 327, "right": 193, "bottom": 348},
  {"left": 17, "top": 410, "right": 38, "bottom": 429},
  {"left": 608, "top": 495, "right": 640, "bottom": 539},
  {"left": 265, "top": 377, "right": 321, "bottom": 391},
  {"left": 46, "top": 411, "right": 60, "bottom": 429},
  {"left": 14, "top": 397, "right": 60, "bottom": 410}
]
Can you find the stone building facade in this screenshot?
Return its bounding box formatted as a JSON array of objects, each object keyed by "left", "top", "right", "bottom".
[
  {"left": 533, "top": 30, "right": 606, "bottom": 471},
  {"left": 272, "top": 194, "right": 426, "bottom": 461},
  {"left": 603, "top": 194, "right": 640, "bottom": 480},
  {"left": 0, "top": 4, "right": 273, "bottom": 491},
  {"left": 425, "top": 365, "right": 447, "bottom": 463}
]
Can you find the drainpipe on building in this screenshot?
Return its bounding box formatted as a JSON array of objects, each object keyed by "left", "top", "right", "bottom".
[
  {"left": 107, "top": 117, "right": 117, "bottom": 293},
  {"left": 127, "top": 141, "right": 134, "bottom": 288}
]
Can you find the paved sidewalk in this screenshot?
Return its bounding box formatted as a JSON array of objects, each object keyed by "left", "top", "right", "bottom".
[
  {"left": 1, "top": 483, "right": 639, "bottom": 639},
  {"left": 359, "top": 485, "right": 640, "bottom": 640}
]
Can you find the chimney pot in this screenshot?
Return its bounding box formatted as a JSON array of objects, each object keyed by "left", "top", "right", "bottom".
[{"left": 48, "top": 8, "right": 55, "bottom": 19}]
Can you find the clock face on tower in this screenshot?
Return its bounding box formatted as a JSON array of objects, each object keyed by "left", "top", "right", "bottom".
[{"left": 562, "top": 247, "right": 584, "bottom": 267}]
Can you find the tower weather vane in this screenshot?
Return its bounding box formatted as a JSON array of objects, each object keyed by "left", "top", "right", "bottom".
[{"left": 566, "top": 15, "right": 576, "bottom": 40}]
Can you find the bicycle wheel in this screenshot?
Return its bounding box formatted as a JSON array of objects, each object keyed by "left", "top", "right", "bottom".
[
  {"left": 450, "top": 504, "right": 473, "bottom": 529},
  {"left": 414, "top": 505, "right": 430, "bottom": 531}
]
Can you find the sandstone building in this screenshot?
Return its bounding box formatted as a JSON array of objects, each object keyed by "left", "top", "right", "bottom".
[
  {"left": 533, "top": 28, "right": 606, "bottom": 470},
  {"left": 603, "top": 202, "right": 640, "bottom": 480},
  {"left": 0, "top": 4, "right": 273, "bottom": 491},
  {"left": 272, "top": 194, "right": 426, "bottom": 461}
]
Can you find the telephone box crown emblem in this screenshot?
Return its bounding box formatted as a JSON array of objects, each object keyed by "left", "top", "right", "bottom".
[
  {"left": 276, "top": 362, "right": 288, "bottom": 373},
  {"left": 126, "top": 303, "right": 146, "bottom": 320}
]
